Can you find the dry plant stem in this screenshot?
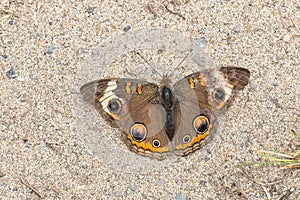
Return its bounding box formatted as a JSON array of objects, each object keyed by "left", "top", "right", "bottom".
[
  {"left": 278, "top": 188, "right": 294, "bottom": 200},
  {"left": 257, "top": 136, "right": 300, "bottom": 169},
  {"left": 95, "top": 21, "right": 101, "bottom": 36},
  {"left": 20, "top": 178, "right": 45, "bottom": 199},
  {"left": 241, "top": 168, "right": 283, "bottom": 187},
  {"left": 261, "top": 186, "right": 271, "bottom": 200},
  {"left": 257, "top": 150, "right": 294, "bottom": 159},
  {"left": 241, "top": 168, "right": 283, "bottom": 200}
]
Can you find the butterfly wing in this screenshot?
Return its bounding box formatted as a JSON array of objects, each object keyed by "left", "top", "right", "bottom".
[
  {"left": 173, "top": 67, "right": 250, "bottom": 156},
  {"left": 80, "top": 79, "right": 171, "bottom": 160}
]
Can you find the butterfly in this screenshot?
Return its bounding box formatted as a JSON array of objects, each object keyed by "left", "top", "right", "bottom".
[{"left": 80, "top": 65, "right": 250, "bottom": 160}]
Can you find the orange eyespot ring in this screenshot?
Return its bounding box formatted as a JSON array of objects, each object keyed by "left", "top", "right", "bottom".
[
  {"left": 152, "top": 139, "right": 161, "bottom": 148},
  {"left": 130, "top": 123, "right": 147, "bottom": 142},
  {"left": 193, "top": 115, "right": 209, "bottom": 134},
  {"left": 108, "top": 99, "right": 122, "bottom": 113}
]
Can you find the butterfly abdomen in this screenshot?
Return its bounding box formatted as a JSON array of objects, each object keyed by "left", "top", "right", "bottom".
[{"left": 161, "top": 86, "right": 178, "bottom": 141}]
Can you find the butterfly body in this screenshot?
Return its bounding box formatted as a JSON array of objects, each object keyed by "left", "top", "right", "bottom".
[{"left": 80, "top": 67, "right": 250, "bottom": 160}]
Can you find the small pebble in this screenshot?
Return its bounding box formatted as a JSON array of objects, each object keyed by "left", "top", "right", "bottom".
[
  {"left": 91, "top": 49, "right": 100, "bottom": 56},
  {"left": 6, "top": 67, "right": 17, "bottom": 79},
  {"left": 282, "top": 34, "right": 291, "bottom": 42},
  {"left": 115, "top": 191, "right": 122, "bottom": 197},
  {"left": 23, "top": 138, "right": 29, "bottom": 143},
  {"left": 126, "top": 189, "right": 132, "bottom": 194},
  {"left": 82, "top": 163, "right": 88, "bottom": 169},
  {"left": 272, "top": 56, "right": 279, "bottom": 63},
  {"left": 131, "top": 183, "right": 137, "bottom": 191},
  {"left": 16, "top": 76, "right": 25, "bottom": 82},
  {"left": 250, "top": 82, "right": 257, "bottom": 90},
  {"left": 233, "top": 26, "right": 241, "bottom": 33},
  {"left": 193, "top": 37, "right": 207, "bottom": 51},
  {"left": 0, "top": 135, "right": 6, "bottom": 140},
  {"left": 156, "top": 179, "right": 165, "bottom": 186},
  {"left": 49, "top": 21, "right": 53, "bottom": 25},
  {"left": 8, "top": 20, "right": 14, "bottom": 25},
  {"left": 1, "top": 0, "right": 9, "bottom": 7},
  {"left": 124, "top": 25, "right": 131, "bottom": 32},
  {"left": 46, "top": 46, "right": 56, "bottom": 54},
  {"left": 175, "top": 193, "right": 187, "bottom": 200},
  {"left": 2, "top": 54, "right": 8, "bottom": 59},
  {"left": 87, "top": 7, "right": 95, "bottom": 14}
]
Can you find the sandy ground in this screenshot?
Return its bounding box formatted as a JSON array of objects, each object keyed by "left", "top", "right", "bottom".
[{"left": 0, "top": 1, "right": 299, "bottom": 199}]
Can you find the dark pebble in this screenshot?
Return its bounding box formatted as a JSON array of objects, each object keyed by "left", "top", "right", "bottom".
[
  {"left": 6, "top": 67, "right": 17, "bottom": 79},
  {"left": 124, "top": 25, "right": 131, "bottom": 32},
  {"left": 3, "top": 54, "right": 8, "bottom": 59},
  {"left": 8, "top": 20, "right": 14, "bottom": 25},
  {"left": 23, "top": 138, "right": 29, "bottom": 143},
  {"left": 87, "top": 7, "right": 95, "bottom": 14}
]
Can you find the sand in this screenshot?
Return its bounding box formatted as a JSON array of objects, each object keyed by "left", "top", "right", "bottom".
[{"left": 0, "top": 1, "right": 299, "bottom": 199}]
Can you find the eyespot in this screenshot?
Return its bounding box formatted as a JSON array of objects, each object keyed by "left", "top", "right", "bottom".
[
  {"left": 213, "top": 88, "right": 225, "bottom": 102},
  {"left": 152, "top": 139, "right": 161, "bottom": 148},
  {"left": 108, "top": 99, "right": 121, "bottom": 113},
  {"left": 182, "top": 135, "right": 191, "bottom": 144},
  {"left": 193, "top": 115, "right": 209, "bottom": 134},
  {"left": 130, "top": 123, "right": 147, "bottom": 142}
]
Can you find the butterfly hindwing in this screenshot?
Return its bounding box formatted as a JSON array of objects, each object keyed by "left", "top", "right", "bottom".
[{"left": 173, "top": 72, "right": 214, "bottom": 156}]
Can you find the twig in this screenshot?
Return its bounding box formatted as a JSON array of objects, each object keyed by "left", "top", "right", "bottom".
[
  {"left": 20, "top": 178, "right": 45, "bottom": 199},
  {"left": 241, "top": 168, "right": 283, "bottom": 186},
  {"left": 261, "top": 186, "right": 271, "bottom": 200},
  {"left": 164, "top": 4, "right": 185, "bottom": 20},
  {"left": 95, "top": 21, "right": 101, "bottom": 36},
  {"left": 278, "top": 188, "right": 294, "bottom": 200},
  {"left": 240, "top": 168, "right": 286, "bottom": 200}
]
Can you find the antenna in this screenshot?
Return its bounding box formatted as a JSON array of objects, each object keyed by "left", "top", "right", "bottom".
[
  {"left": 169, "top": 48, "right": 193, "bottom": 76},
  {"left": 134, "top": 48, "right": 193, "bottom": 78},
  {"left": 134, "top": 50, "right": 163, "bottom": 78}
]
